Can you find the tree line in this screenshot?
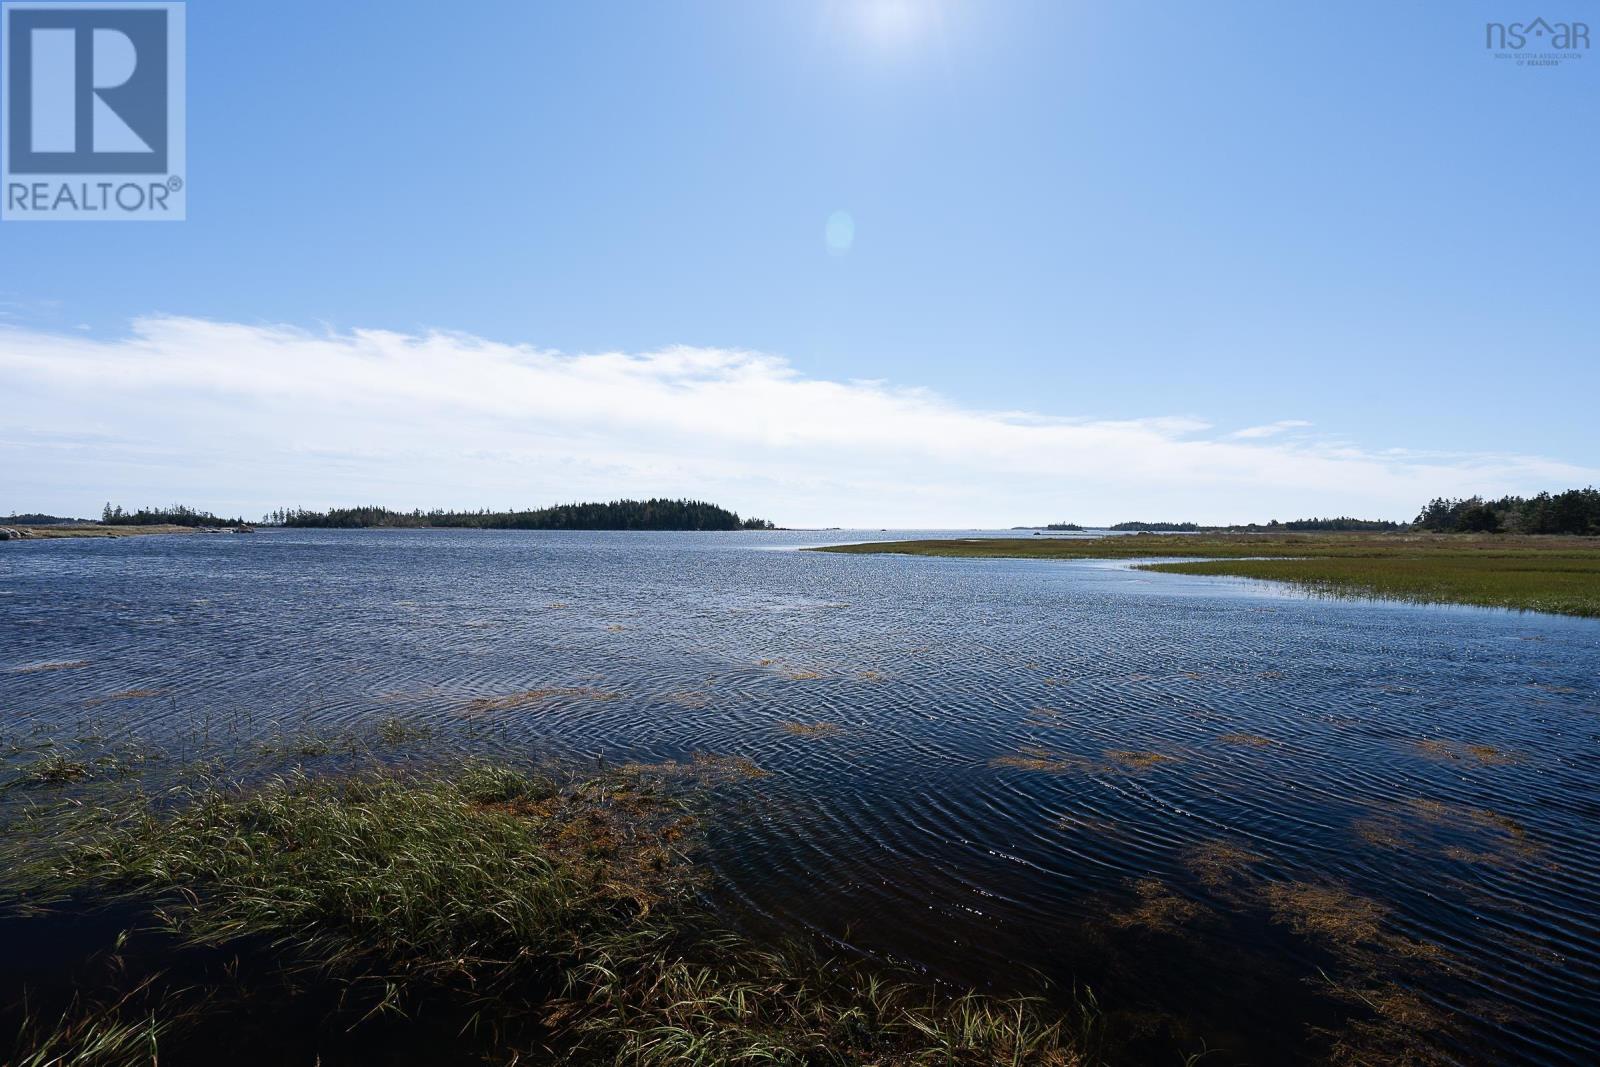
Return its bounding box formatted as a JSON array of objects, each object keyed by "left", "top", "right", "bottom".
[
  {"left": 261, "top": 499, "right": 775, "bottom": 531},
  {"left": 101, "top": 504, "right": 247, "bottom": 527},
  {"left": 1413, "top": 488, "right": 1599, "bottom": 535},
  {"left": 1261, "top": 517, "right": 1402, "bottom": 531}
]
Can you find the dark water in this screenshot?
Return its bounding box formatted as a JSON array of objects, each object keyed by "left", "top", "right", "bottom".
[{"left": 2, "top": 529, "right": 1597, "bottom": 1064}]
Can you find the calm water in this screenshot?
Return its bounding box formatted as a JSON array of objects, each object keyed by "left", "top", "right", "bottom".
[{"left": 2, "top": 529, "right": 1597, "bottom": 1064}]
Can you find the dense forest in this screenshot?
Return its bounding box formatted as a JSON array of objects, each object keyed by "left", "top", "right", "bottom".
[
  {"left": 263, "top": 499, "right": 774, "bottom": 531},
  {"left": 1414, "top": 488, "right": 1600, "bottom": 535},
  {"left": 101, "top": 504, "right": 247, "bottom": 527},
  {"left": 1257, "top": 517, "right": 1402, "bottom": 531},
  {"left": 1111, "top": 521, "right": 1201, "bottom": 532}
]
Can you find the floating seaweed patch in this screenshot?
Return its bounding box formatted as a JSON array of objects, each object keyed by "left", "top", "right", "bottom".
[
  {"left": 622, "top": 752, "right": 770, "bottom": 784},
  {"left": 778, "top": 722, "right": 842, "bottom": 738},
  {"left": 1413, "top": 738, "right": 1523, "bottom": 765},
  {"left": 1413, "top": 739, "right": 1455, "bottom": 760},
  {"left": 1055, "top": 812, "right": 1128, "bottom": 837},
  {"left": 1356, "top": 798, "right": 1540, "bottom": 867},
  {"left": 1352, "top": 818, "right": 1410, "bottom": 852},
  {"left": 1109, "top": 879, "right": 1203, "bottom": 933},
  {"left": 1263, "top": 881, "right": 1386, "bottom": 947},
  {"left": 1464, "top": 744, "right": 1519, "bottom": 765},
  {"left": 1441, "top": 846, "right": 1504, "bottom": 865},
  {"left": 989, "top": 746, "right": 1096, "bottom": 774},
  {"left": 11, "top": 660, "right": 90, "bottom": 674},
  {"left": 1103, "top": 749, "right": 1178, "bottom": 770},
  {"left": 463, "top": 688, "right": 623, "bottom": 715},
  {"left": 1183, "top": 841, "right": 1262, "bottom": 889},
  {"left": 1217, "top": 732, "right": 1273, "bottom": 748},
  {"left": 1318, "top": 979, "right": 1463, "bottom": 1067},
  {"left": 84, "top": 688, "right": 168, "bottom": 707}
]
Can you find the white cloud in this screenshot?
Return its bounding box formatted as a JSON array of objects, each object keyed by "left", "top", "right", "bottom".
[
  {"left": 0, "top": 316, "right": 1593, "bottom": 527},
  {"left": 1227, "top": 419, "right": 1314, "bottom": 440}
]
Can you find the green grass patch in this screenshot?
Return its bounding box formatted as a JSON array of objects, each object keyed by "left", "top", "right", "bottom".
[{"left": 813, "top": 533, "right": 1600, "bottom": 616}]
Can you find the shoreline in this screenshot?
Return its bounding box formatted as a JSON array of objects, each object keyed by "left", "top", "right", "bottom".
[
  {"left": 0, "top": 524, "right": 248, "bottom": 540},
  {"left": 811, "top": 532, "right": 1600, "bottom": 617}
]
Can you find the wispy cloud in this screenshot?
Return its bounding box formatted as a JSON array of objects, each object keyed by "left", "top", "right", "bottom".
[
  {"left": 1, "top": 316, "right": 1592, "bottom": 526},
  {"left": 1227, "top": 419, "right": 1314, "bottom": 440}
]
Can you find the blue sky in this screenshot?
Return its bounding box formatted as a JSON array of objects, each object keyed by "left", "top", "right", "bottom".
[{"left": 2, "top": 1, "right": 1596, "bottom": 525}]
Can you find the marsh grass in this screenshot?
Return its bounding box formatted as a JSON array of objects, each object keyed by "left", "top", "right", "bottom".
[
  {"left": 1, "top": 754, "right": 1092, "bottom": 1065},
  {"left": 374, "top": 716, "right": 433, "bottom": 745},
  {"left": 22, "top": 752, "right": 92, "bottom": 785},
  {"left": 9, "top": 980, "right": 179, "bottom": 1067},
  {"left": 814, "top": 533, "right": 1600, "bottom": 617}
]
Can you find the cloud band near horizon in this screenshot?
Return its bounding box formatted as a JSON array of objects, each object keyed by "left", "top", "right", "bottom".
[{"left": 1, "top": 316, "right": 1593, "bottom": 527}]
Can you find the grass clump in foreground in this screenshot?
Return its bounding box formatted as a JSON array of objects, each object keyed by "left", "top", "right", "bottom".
[
  {"left": 812, "top": 533, "right": 1600, "bottom": 617},
  {"left": 1, "top": 758, "right": 1095, "bottom": 1066}
]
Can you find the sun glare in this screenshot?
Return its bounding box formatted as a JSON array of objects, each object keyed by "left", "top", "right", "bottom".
[
  {"left": 860, "top": 0, "right": 922, "bottom": 42},
  {"left": 831, "top": 0, "right": 946, "bottom": 50}
]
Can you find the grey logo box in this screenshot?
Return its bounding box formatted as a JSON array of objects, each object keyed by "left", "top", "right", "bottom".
[{"left": 2, "top": 2, "right": 185, "bottom": 220}]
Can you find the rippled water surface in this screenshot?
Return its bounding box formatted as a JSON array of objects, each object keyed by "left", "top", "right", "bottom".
[{"left": 3, "top": 529, "right": 1598, "bottom": 1063}]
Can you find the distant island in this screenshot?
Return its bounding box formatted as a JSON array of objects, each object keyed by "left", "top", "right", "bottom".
[
  {"left": 1109, "top": 521, "right": 1201, "bottom": 532},
  {"left": 0, "top": 512, "right": 91, "bottom": 525},
  {"left": 263, "top": 498, "right": 774, "bottom": 531},
  {"left": 2, "top": 500, "right": 776, "bottom": 540}
]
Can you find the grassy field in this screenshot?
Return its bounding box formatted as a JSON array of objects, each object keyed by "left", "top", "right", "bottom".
[
  {"left": 0, "top": 756, "right": 1096, "bottom": 1066},
  {"left": 813, "top": 533, "right": 1600, "bottom": 617}
]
